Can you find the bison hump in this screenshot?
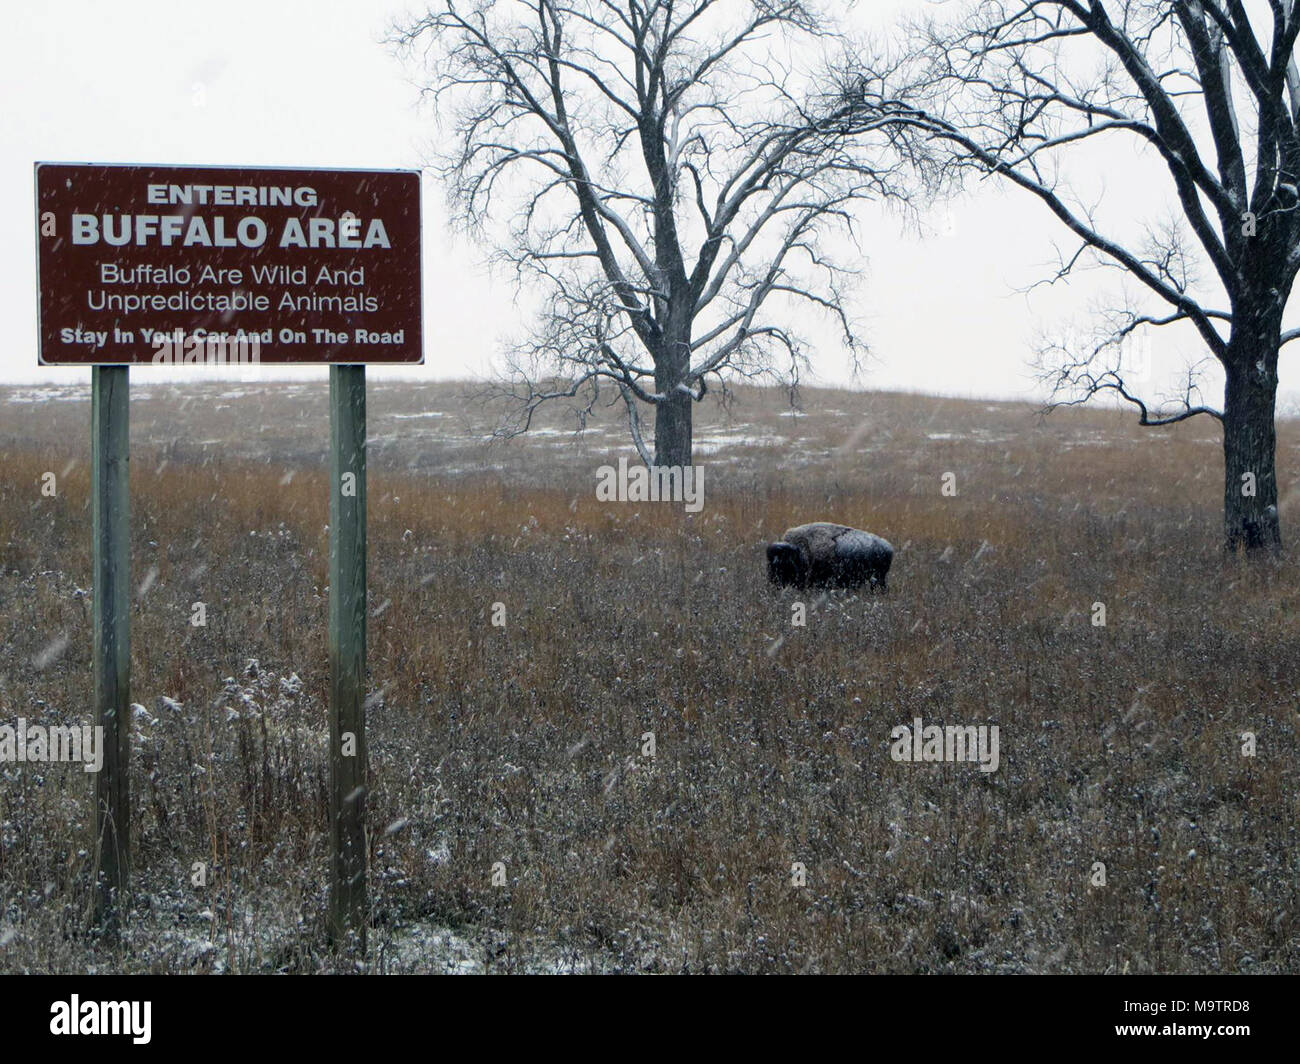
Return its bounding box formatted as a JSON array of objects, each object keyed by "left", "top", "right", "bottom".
[
  {"left": 782, "top": 522, "right": 852, "bottom": 562},
  {"left": 834, "top": 529, "right": 893, "bottom": 559}
]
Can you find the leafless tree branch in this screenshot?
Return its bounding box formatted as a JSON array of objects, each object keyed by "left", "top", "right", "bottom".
[{"left": 392, "top": 0, "right": 929, "bottom": 464}]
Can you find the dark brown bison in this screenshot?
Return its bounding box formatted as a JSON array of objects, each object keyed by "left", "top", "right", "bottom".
[{"left": 766, "top": 522, "right": 893, "bottom": 591}]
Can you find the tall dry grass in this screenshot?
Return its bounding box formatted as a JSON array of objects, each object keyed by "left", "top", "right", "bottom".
[{"left": 0, "top": 382, "right": 1297, "bottom": 972}]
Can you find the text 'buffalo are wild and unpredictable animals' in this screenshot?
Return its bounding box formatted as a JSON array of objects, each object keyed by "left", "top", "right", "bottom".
[{"left": 767, "top": 523, "right": 894, "bottom": 591}]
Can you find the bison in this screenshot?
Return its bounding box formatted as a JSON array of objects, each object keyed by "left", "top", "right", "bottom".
[{"left": 766, "top": 522, "right": 893, "bottom": 591}]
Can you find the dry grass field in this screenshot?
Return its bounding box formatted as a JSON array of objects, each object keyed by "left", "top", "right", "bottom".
[{"left": 1, "top": 379, "right": 1298, "bottom": 973}]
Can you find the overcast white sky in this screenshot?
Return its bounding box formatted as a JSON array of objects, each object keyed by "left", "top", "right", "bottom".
[{"left": 4, "top": 0, "right": 1293, "bottom": 409}]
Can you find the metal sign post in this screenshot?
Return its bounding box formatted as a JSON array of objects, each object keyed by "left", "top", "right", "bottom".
[
  {"left": 91, "top": 365, "right": 130, "bottom": 933},
  {"left": 328, "top": 364, "right": 368, "bottom": 950}
]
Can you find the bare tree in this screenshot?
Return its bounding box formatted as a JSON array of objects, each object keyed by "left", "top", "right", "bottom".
[
  {"left": 900, "top": 0, "right": 1300, "bottom": 553},
  {"left": 393, "top": 0, "right": 921, "bottom": 466}
]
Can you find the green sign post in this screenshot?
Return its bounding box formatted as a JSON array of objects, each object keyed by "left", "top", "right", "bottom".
[{"left": 36, "top": 163, "right": 421, "bottom": 946}]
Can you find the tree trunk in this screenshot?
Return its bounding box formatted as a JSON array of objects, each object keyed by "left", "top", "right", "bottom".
[
  {"left": 1222, "top": 307, "right": 1282, "bottom": 553},
  {"left": 653, "top": 325, "right": 694, "bottom": 467},
  {"left": 653, "top": 389, "right": 693, "bottom": 467}
]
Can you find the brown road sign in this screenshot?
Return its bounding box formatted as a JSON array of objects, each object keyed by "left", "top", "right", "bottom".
[{"left": 36, "top": 163, "right": 422, "bottom": 365}]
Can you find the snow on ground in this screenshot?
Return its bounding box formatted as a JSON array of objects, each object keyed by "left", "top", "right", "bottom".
[
  {"left": 692, "top": 432, "right": 783, "bottom": 454},
  {"left": 3, "top": 385, "right": 89, "bottom": 402}
]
